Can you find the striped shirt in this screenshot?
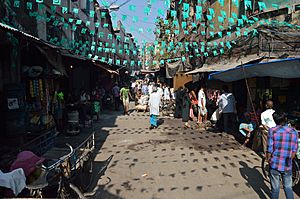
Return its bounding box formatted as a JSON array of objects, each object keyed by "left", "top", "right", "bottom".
[{"left": 267, "top": 125, "right": 299, "bottom": 171}]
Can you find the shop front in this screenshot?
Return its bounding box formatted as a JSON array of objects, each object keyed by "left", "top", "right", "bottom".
[
  {"left": 0, "top": 26, "right": 67, "bottom": 157},
  {"left": 209, "top": 57, "right": 300, "bottom": 115}
]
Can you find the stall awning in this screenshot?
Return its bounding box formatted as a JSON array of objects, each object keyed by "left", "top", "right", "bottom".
[
  {"left": 209, "top": 57, "right": 300, "bottom": 82},
  {"left": 94, "top": 63, "right": 119, "bottom": 75},
  {"left": 60, "top": 50, "right": 87, "bottom": 61},
  {"left": 35, "top": 45, "right": 67, "bottom": 76},
  {"left": 186, "top": 63, "right": 235, "bottom": 74},
  {"left": 140, "top": 69, "right": 160, "bottom": 74},
  {"left": 0, "top": 22, "right": 69, "bottom": 76},
  {"left": 186, "top": 55, "right": 265, "bottom": 75},
  {"left": 110, "top": 64, "right": 126, "bottom": 70}
]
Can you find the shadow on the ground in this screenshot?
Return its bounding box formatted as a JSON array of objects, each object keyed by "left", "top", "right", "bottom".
[
  {"left": 81, "top": 154, "right": 115, "bottom": 198},
  {"left": 161, "top": 118, "right": 242, "bottom": 152},
  {"left": 84, "top": 110, "right": 122, "bottom": 197},
  {"left": 239, "top": 161, "right": 270, "bottom": 199},
  {"left": 158, "top": 118, "right": 164, "bottom": 126},
  {"left": 89, "top": 189, "right": 125, "bottom": 199},
  {"left": 53, "top": 109, "right": 121, "bottom": 198}
]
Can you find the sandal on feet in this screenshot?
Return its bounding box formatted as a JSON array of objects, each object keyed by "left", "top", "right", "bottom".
[{"left": 184, "top": 124, "right": 191, "bottom": 128}]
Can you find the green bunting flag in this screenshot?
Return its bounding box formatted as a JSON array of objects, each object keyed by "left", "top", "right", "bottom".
[{"left": 2, "top": 0, "right": 298, "bottom": 67}]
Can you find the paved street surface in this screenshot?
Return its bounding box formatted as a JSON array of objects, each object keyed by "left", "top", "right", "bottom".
[{"left": 87, "top": 107, "right": 300, "bottom": 199}]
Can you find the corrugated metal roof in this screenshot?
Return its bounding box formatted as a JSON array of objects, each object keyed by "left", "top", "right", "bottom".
[
  {"left": 0, "top": 22, "right": 40, "bottom": 41},
  {"left": 185, "top": 54, "right": 266, "bottom": 74},
  {"left": 209, "top": 57, "right": 300, "bottom": 82},
  {"left": 0, "top": 22, "right": 59, "bottom": 49},
  {"left": 94, "top": 63, "right": 119, "bottom": 75}
]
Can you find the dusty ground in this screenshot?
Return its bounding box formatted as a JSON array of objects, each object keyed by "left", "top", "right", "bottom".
[{"left": 67, "top": 107, "right": 300, "bottom": 199}]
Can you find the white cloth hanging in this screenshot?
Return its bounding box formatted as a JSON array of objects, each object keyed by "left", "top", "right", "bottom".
[{"left": 0, "top": 168, "right": 26, "bottom": 196}]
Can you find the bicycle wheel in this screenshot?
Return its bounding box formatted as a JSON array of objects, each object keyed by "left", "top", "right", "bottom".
[
  {"left": 292, "top": 159, "right": 300, "bottom": 186},
  {"left": 59, "top": 182, "right": 85, "bottom": 199},
  {"left": 79, "top": 153, "right": 93, "bottom": 192}
]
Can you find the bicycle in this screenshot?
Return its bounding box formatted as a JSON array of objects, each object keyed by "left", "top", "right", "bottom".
[
  {"left": 261, "top": 156, "right": 300, "bottom": 187},
  {"left": 78, "top": 147, "right": 94, "bottom": 192},
  {"left": 26, "top": 144, "right": 86, "bottom": 198}
]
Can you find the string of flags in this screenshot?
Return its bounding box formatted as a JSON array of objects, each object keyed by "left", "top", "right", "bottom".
[{"left": 2, "top": 0, "right": 299, "bottom": 67}]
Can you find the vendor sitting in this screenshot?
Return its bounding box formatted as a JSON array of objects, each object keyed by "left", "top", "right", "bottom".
[
  {"left": 239, "top": 103, "right": 261, "bottom": 146},
  {"left": 135, "top": 94, "right": 149, "bottom": 113}
]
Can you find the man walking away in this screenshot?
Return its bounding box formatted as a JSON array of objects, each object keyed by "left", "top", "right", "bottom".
[
  {"left": 266, "top": 112, "right": 298, "bottom": 199},
  {"left": 148, "top": 82, "right": 154, "bottom": 95},
  {"left": 198, "top": 86, "right": 207, "bottom": 124},
  {"left": 112, "top": 83, "right": 120, "bottom": 111},
  {"left": 261, "top": 100, "right": 276, "bottom": 154},
  {"left": 163, "top": 84, "right": 170, "bottom": 101},
  {"left": 120, "top": 85, "right": 132, "bottom": 115},
  {"left": 218, "top": 85, "right": 236, "bottom": 133},
  {"left": 148, "top": 86, "right": 161, "bottom": 129},
  {"left": 157, "top": 84, "right": 164, "bottom": 98}
]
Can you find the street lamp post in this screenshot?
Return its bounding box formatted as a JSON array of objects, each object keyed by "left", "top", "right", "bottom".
[{"left": 108, "top": 0, "right": 131, "bottom": 12}]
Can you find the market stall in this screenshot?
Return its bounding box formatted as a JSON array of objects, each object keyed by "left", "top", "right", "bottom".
[
  {"left": 24, "top": 68, "right": 56, "bottom": 134},
  {"left": 208, "top": 57, "right": 300, "bottom": 114}
]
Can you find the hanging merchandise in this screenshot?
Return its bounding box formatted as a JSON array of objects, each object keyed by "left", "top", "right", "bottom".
[
  {"left": 33, "top": 80, "right": 39, "bottom": 97},
  {"left": 45, "top": 80, "right": 50, "bottom": 114},
  {"left": 39, "top": 79, "right": 44, "bottom": 101},
  {"left": 29, "top": 80, "right": 34, "bottom": 98}
]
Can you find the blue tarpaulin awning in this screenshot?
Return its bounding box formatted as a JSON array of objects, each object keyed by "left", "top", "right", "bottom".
[{"left": 208, "top": 57, "right": 300, "bottom": 82}]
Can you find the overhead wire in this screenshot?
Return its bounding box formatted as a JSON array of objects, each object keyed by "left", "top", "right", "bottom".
[
  {"left": 119, "top": 10, "right": 156, "bottom": 25},
  {"left": 119, "top": 18, "right": 155, "bottom": 42}
]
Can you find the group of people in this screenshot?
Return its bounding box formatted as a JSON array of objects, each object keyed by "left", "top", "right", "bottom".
[
  {"left": 133, "top": 81, "right": 173, "bottom": 129},
  {"left": 64, "top": 83, "right": 132, "bottom": 126},
  {"left": 93, "top": 81, "right": 300, "bottom": 199},
  {"left": 256, "top": 100, "right": 298, "bottom": 199},
  {"left": 51, "top": 85, "right": 104, "bottom": 131},
  {"left": 175, "top": 84, "right": 299, "bottom": 199},
  {"left": 233, "top": 97, "right": 299, "bottom": 199},
  {"left": 58, "top": 80, "right": 299, "bottom": 199},
  {"left": 134, "top": 81, "right": 173, "bottom": 100},
  {"left": 173, "top": 85, "right": 235, "bottom": 130}
]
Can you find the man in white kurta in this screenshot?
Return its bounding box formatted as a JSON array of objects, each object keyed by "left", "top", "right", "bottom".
[
  {"left": 148, "top": 82, "right": 154, "bottom": 94},
  {"left": 163, "top": 85, "right": 171, "bottom": 101},
  {"left": 157, "top": 86, "right": 164, "bottom": 98},
  {"left": 148, "top": 86, "right": 161, "bottom": 129}
]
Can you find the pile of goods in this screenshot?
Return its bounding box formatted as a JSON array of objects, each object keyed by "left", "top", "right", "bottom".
[{"left": 135, "top": 95, "right": 149, "bottom": 112}]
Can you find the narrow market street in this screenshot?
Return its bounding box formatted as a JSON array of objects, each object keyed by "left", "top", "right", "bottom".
[
  {"left": 86, "top": 104, "right": 299, "bottom": 199},
  {"left": 2, "top": 0, "right": 300, "bottom": 198}
]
